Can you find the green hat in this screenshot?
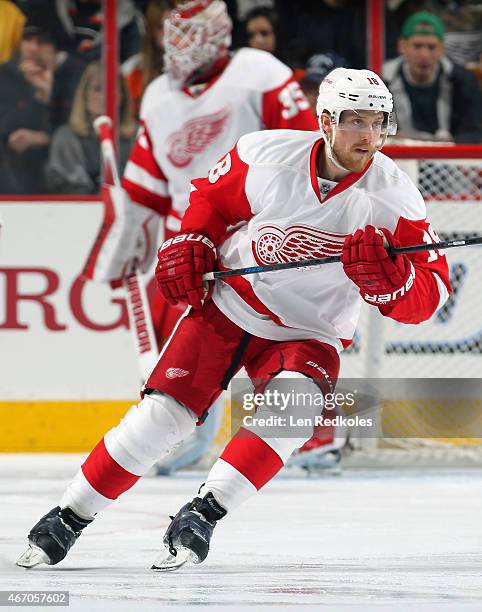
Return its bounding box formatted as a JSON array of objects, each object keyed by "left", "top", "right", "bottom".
[{"left": 401, "top": 11, "right": 445, "bottom": 41}]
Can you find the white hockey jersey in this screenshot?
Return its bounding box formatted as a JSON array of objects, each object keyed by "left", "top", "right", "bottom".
[
  {"left": 121, "top": 48, "right": 317, "bottom": 233},
  {"left": 181, "top": 129, "right": 451, "bottom": 351}
]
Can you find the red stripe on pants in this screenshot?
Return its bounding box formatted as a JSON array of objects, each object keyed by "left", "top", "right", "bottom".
[
  {"left": 220, "top": 428, "right": 284, "bottom": 490},
  {"left": 81, "top": 439, "right": 141, "bottom": 500}
]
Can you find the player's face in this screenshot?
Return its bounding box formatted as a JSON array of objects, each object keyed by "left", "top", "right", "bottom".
[
  {"left": 332, "top": 110, "right": 384, "bottom": 172},
  {"left": 246, "top": 16, "right": 276, "bottom": 53},
  {"left": 399, "top": 35, "right": 444, "bottom": 83},
  {"left": 20, "top": 35, "right": 54, "bottom": 67},
  {"left": 86, "top": 75, "right": 103, "bottom": 117},
  {"left": 20, "top": 36, "right": 42, "bottom": 62}
]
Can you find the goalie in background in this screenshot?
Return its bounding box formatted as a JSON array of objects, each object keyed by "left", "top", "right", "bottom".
[
  {"left": 87, "top": 0, "right": 320, "bottom": 475},
  {"left": 17, "top": 67, "right": 451, "bottom": 571}
]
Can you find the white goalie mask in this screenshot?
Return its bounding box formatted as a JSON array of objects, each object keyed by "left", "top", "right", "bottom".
[
  {"left": 164, "top": 0, "right": 232, "bottom": 87},
  {"left": 316, "top": 68, "right": 397, "bottom": 171}
]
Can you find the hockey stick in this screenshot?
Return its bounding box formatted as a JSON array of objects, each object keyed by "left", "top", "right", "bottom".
[
  {"left": 203, "top": 235, "right": 482, "bottom": 281},
  {"left": 94, "top": 116, "right": 158, "bottom": 380}
]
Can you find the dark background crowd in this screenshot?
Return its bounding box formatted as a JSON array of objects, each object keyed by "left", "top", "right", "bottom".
[{"left": 0, "top": 0, "right": 481, "bottom": 195}]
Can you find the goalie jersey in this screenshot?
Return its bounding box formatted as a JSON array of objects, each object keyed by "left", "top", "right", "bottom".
[
  {"left": 180, "top": 129, "right": 452, "bottom": 352},
  {"left": 121, "top": 48, "right": 318, "bottom": 233}
]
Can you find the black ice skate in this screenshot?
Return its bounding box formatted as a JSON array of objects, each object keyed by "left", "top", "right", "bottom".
[
  {"left": 16, "top": 506, "right": 93, "bottom": 568},
  {"left": 151, "top": 492, "right": 226, "bottom": 571}
]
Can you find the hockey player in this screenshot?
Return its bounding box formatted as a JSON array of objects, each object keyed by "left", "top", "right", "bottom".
[
  {"left": 17, "top": 68, "right": 451, "bottom": 570},
  {"left": 122, "top": 0, "right": 317, "bottom": 340},
  {"left": 118, "top": 0, "right": 320, "bottom": 473}
]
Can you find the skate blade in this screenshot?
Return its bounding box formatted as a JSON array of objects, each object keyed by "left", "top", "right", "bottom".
[
  {"left": 16, "top": 545, "right": 50, "bottom": 568},
  {"left": 151, "top": 546, "right": 192, "bottom": 572}
]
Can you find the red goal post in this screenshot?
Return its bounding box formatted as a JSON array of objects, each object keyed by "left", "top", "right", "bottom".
[
  {"left": 383, "top": 144, "right": 482, "bottom": 160},
  {"left": 383, "top": 143, "right": 482, "bottom": 203}
]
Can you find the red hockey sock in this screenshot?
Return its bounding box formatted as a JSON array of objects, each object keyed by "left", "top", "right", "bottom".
[
  {"left": 220, "top": 428, "right": 284, "bottom": 490},
  {"left": 81, "top": 438, "right": 141, "bottom": 500}
]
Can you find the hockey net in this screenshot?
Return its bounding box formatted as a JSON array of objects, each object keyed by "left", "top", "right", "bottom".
[
  {"left": 340, "top": 142, "right": 482, "bottom": 467},
  {"left": 203, "top": 143, "right": 482, "bottom": 470}
]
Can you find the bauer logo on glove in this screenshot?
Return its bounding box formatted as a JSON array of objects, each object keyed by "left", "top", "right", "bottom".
[
  {"left": 156, "top": 231, "right": 216, "bottom": 310},
  {"left": 341, "top": 225, "right": 415, "bottom": 305},
  {"left": 363, "top": 263, "right": 415, "bottom": 304},
  {"left": 159, "top": 233, "right": 216, "bottom": 253}
]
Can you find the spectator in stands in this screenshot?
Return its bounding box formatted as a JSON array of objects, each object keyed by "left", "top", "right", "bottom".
[
  {"left": 241, "top": 6, "right": 298, "bottom": 66},
  {"left": 386, "top": 1, "right": 482, "bottom": 68},
  {"left": 243, "top": 6, "right": 279, "bottom": 55},
  {"left": 49, "top": 50, "right": 88, "bottom": 130},
  {"left": 16, "top": 0, "right": 142, "bottom": 64},
  {"left": 0, "top": 1, "right": 26, "bottom": 63},
  {"left": 299, "top": 51, "right": 348, "bottom": 114},
  {"left": 0, "top": 18, "right": 57, "bottom": 194},
  {"left": 46, "top": 61, "right": 136, "bottom": 194},
  {"left": 383, "top": 11, "right": 482, "bottom": 143},
  {"left": 123, "top": 0, "right": 176, "bottom": 119}
]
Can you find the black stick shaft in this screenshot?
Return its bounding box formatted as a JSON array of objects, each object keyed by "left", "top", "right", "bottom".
[{"left": 203, "top": 235, "right": 482, "bottom": 280}]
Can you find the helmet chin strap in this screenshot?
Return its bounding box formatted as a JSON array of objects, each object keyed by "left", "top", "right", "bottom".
[{"left": 319, "top": 120, "right": 351, "bottom": 174}]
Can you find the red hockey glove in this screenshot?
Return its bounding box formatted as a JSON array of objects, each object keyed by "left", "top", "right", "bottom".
[
  {"left": 155, "top": 232, "right": 216, "bottom": 309},
  {"left": 341, "top": 225, "right": 415, "bottom": 305}
]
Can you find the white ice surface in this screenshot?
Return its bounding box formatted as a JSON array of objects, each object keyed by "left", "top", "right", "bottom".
[{"left": 1, "top": 454, "right": 481, "bottom": 611}]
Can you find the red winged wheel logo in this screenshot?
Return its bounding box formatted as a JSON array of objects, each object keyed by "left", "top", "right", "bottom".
[
  {"left": 167, "top": 107, "right": 231, "bottom": 168},
  {"left": 252, "top": 224, "right": 347, "bottom": 267}
]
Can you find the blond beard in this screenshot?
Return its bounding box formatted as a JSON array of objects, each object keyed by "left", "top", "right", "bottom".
[{"left": 333, "top": 146, "right": 375, "bottom": 173}]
